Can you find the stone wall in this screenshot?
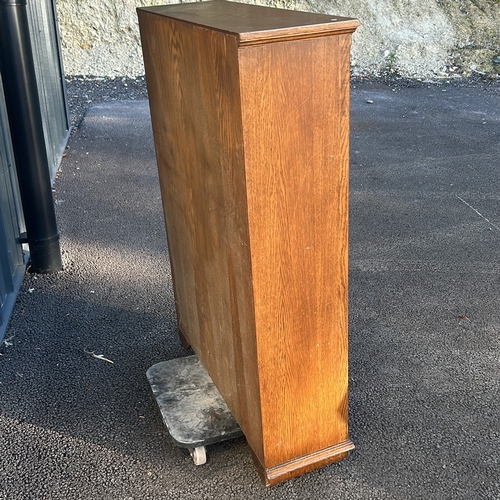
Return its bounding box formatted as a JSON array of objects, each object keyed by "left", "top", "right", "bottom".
[{"left": 55, "top": 0, "right": 500, "bottom": 78}]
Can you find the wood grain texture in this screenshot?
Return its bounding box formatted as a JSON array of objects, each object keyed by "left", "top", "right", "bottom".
[
  {"left": 137, "top": 9, "right": 264, "bottom": 457},
  {"left": 138, "top": 1, "right": 358, "bottom": 485},
  {"left": 256, "top": 440, "right": 355, "bottom": 486},
  {"left": 141, "top": 2, "right": 359, "bottom": 45},
  {"left": 239, "top": 33, "right": 353, "bottom": 473}
]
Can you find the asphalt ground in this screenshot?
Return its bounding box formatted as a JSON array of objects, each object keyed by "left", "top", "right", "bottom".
[{"left": 0, "top": 79, "right": 499, "bottom": 499}]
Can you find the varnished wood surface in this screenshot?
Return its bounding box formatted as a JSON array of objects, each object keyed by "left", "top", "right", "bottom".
[
  {"left": 137, "top": 9, "right": 264, "bottom": 458},
  {"left": 138, "top": 1, "right": 357, "bottom": 485},
  {"left": 140, "top": 1, "right": 359, "bottom": 45},
  {"left": 239, "top": 32, "right": 353, "bottom": 477},
  {"left": 257, "top": 440, "right": 355, "bottom": 486}
]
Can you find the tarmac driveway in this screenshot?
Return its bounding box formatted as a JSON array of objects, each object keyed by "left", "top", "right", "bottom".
[{"left": 0, "top": 81, "right": 498, "bottom": 499}]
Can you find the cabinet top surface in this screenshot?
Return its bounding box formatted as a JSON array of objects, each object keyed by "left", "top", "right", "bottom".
[{"left": 137, "top": 1, "right": 359, "bottom": 44}]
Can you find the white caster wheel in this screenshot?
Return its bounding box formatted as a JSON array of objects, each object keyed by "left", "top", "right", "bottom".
[{"left": 189, "top": 446, "right": 207, "bottom": 465}]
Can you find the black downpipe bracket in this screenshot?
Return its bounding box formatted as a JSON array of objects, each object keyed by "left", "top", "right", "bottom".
[{"left": 0, "top": 0, "right": 62, "bottom": 273}]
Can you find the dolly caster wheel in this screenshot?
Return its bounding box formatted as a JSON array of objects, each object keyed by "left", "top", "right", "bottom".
[{"left": 189, "top": 446, "right": 207, "bottom": 465}]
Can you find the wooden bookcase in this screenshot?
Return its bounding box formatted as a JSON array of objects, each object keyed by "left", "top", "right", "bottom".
[{"left": 138, "top": 1, "right": 359, "bottom": 485}]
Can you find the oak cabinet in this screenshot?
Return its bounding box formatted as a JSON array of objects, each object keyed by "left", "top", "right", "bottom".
[{"left": 138, "top": 1, "right": 359, "bottom": 485}]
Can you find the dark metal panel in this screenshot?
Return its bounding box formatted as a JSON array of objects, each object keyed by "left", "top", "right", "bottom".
[
  {"left": 0, "top": 0, "right": 68, "bottom": 337},
  {"left": 27, "top": 0, "right": 70, "bottom": 182},
  {"left": 0, "top": 0, "right": 62, "bottom": 273},
  {"left": 0, "top": 80, "right": 26, "bottom": 342}
]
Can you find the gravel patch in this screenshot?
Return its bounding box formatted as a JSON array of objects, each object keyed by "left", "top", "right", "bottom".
[
  {"left": 65, "top": 74, "right": 499, "bottom": 132},
  {"left": 65, "top": 76, "right": 148, "bottom": 130}
]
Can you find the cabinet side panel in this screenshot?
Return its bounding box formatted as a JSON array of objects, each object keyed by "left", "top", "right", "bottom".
[
  {"left": 239, "top": 34, "right": 352, "bottom": 468},
  {"left": 138, "top": 11, "right": 263, "bottom": 454}
]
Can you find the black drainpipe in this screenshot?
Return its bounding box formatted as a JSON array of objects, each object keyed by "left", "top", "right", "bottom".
[{"left": 0, "top": 0, "right": 62, "bottom": 273}]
